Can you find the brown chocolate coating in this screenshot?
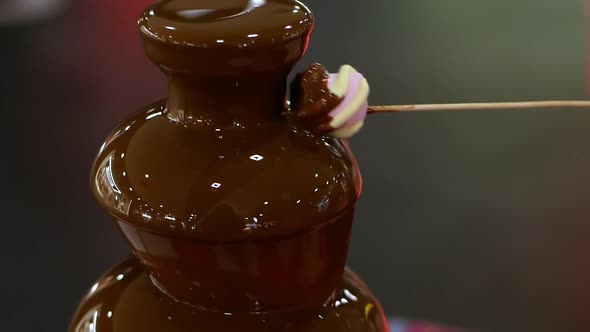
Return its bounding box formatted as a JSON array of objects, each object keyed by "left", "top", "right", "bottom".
[
  {"left": 93, "top": 101, "right": 359, "bottom": 241},
  {"left": 139, "top": 0, "right": 314, "bottom": 75},
  {"left": 289, "top": 63, "right": 342, "bottom": 135},
  {"left": 90, "top": 0, "right": 362, "bottom": 312},
  {"left": 72, "top": 0, "right": 387, "bottom": 330},
  {"left": 70, "top": 257, "right": 389, "bottom": 332},
  {"left": 140, "top": 0, "right": 312, "bottom": 47},
  {"left": 92, "top": 98, "right": 361, "bottom": 311}
]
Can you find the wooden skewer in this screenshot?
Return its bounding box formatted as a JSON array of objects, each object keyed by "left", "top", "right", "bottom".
[{"left": 368, "top": 101, "right": 590, "bottom": 113}]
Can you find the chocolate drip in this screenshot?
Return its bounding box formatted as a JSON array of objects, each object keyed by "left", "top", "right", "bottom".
[
  {"left": 139, "top": 0, "right": 314, "bottom": 75},
  {"left": 289, "top": 63, "right": 343, "bottom": 135},
  {"left": 70, "top": 0, "right": 388, "bottom": 330}
]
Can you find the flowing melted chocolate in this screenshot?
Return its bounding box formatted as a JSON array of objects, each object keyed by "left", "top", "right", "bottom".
[
  {"left": 71, "top": 0, "right": 387, "bottom": 330},
  {"left": 139, "top": 0, "right": 314, "bottom": 75},
  {"left": 289, "top": 63, "right": 343, "bottom": 135},
  {"left": 70, "top": 257, "right": 389, "bottom": 332},
  {"left": 93, "top": 100, "right": 359, "bottom": 241}
]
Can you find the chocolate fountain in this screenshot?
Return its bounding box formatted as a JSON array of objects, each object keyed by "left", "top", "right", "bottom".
[{"left": 69, "top": 0, "right": 388, "bottom": 331}]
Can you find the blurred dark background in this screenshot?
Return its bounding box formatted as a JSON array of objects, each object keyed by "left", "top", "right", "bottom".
[{"left": 2, "top": 0, "right": 589, "bottom": 331}]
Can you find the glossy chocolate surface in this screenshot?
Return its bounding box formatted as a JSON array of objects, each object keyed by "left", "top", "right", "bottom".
[
  {"left": 70, "top": 257, "right": 389, "bottom": 332},
  {"left": 139, "top": 0, "right": 313, "bottom": 75},
  {"left": 139, "top": 0, "right": 313, "bottom": 48},
  {"left": 89, "top": 0, "right": 364, "bottom": 313},
  {"left": 73, "top": 0, "right": 387, "bottom": 330},
  {"left": 93, "top": 102, "right": 360, "bottom": 241},
  {"left": 289, "top": 63, "right": 342, "bottom": 135}
]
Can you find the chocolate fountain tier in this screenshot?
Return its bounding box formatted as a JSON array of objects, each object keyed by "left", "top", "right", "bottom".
[
  {"left": 92, "top": 101, "right": 361, "bottom": 241},
  {"left": 140, "top": 0, "right": 312, "bottom": 47},
  {"left": 70, "top": 257, "right": 389, "bottom": 332},
  {"left": 91, "top": 101, "right": 361, "bottom": 312}
]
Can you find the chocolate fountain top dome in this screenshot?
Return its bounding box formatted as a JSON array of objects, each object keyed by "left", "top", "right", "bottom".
[
  {"left": 140, "top": 0, "right": 312, "bottom": 48},
  {"left": 139, "top": 0, "right": 314, "bottom": 74}
]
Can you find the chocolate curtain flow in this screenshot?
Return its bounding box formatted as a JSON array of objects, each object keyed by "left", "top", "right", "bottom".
[{"left": 71, "top": 1, "right": 389, "bottom": 331}]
